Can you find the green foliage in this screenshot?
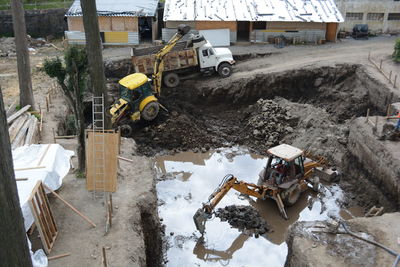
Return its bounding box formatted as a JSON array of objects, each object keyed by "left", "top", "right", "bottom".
[
  {"left": 75, "top": 170, "right": 86, "bottom": 179},
  {"left": 65, "top": 114, "right": 77, "bottom": 135},
  {"left": 43, "top": 46, "right": 88, "bottom": 98},
  {"left": 393, "top": 39, "right": 400, "bottom": 63}
]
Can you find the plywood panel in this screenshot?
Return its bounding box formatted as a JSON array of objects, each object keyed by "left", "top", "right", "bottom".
[
  {"left": 267, "top": 22, "right": 326, "bottom": 30},
  {"left": 196, "top": 21, "right": 237, "bottom": 32},
  {"left": 111, "top": 17, "right": 126, "bottom": 31},
  {"left": 98, "top": 16, "right": 112, "bottom": 31},
  {"left": 67, "top": 17, "right": 84, "bottom": 31},
  {"left": 125, "top": 17, "right": 138, "bottom": 32},
  {"left": 86, "top": 130, "right": 119, "bottom": 192},
  {"left": 104, "top": 32, "right": 128, "bottom": 43}
]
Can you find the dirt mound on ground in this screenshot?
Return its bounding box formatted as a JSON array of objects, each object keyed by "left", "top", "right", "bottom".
[{"left": 216, "top": 205, "right": 269, "bottom": 237}]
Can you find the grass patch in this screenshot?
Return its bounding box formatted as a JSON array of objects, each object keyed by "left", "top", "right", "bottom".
[{"left": 0, "top": 0, "right": 72, "bottom": 10}]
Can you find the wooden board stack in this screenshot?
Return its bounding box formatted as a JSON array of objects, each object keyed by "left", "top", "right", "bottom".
[{"left": 6, "top": 102, "right": 40, "bottom": 149}]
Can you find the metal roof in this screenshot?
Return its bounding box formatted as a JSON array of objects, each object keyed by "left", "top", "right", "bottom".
[
  {"left": 66, "top": 0, "right": 159, "bottom": 17},
  {"left": 267, "top": 144, "right": 303, "bottom": 162},
  {"left": 164, "top": 0, "right": 344, "bottom": 23}
]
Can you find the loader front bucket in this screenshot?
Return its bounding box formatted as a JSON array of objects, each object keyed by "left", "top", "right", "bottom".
[{"left": 193, "top": 208, "right": 210, "bottom": 234}]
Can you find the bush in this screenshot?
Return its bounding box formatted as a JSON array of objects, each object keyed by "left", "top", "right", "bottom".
[{"left": 393, "top": 39, "right": 400, "bottom": 63}]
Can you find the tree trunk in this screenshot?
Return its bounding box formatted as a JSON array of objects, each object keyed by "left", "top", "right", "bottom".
[
  {"left": 10, "top": 0, "right": 35, "bottom": 110},
  {"left": 0, "top": 87, "right": 33, "bottom": 266},
  {"left": 80, "top": 0, "right": 111, "bottom": 129}
]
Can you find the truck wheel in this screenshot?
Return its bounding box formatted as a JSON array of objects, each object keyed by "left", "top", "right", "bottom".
[
  {"left": 218, "top": 63, "right": 232, "bottom": 78},
  {"left": 283, "top": 184, "right": 301, "bottom": 206},
  {"left": 141, "top": 101, "right": 159, "bottom": 121},
  {"left": 163, "top": 73, "right": 180, "bottom": 88}
]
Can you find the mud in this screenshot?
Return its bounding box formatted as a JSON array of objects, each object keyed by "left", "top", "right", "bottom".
[{"left": 215, "top": 205, "right": 270, "bottom": 237}]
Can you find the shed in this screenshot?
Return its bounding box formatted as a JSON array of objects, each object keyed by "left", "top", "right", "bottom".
[
  {"left": 163, "top": 0, "right": 344, "bottom": 45},
  {"left": 65, "top": 0, "right": 159, "bottom": 45}
]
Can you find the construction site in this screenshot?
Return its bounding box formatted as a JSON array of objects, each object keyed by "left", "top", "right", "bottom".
[{"left": 1, "top": 0, "right": 400, "bottom": 267}]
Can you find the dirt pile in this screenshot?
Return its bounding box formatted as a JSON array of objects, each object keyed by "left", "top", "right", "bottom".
[
  {"left": 0, "top": 36, "right": 50, "bottom": 57},
  {"left": 216, "top": 205, "right": 269, "bottom": 237}
]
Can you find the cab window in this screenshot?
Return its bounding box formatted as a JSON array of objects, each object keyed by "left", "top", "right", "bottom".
[
  {"left": 294, "top": 156, "right": 304, "bottom": 174},
  {"left": 202, "top": 49, "right": 208, "bottom": 56},
  {"left": 209, "top": 49, "right": 214, "bottom": 55}
]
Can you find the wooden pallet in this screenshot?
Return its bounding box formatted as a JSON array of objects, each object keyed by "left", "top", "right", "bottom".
[{"left": 28, "top": 181, "right": 58, "bottom": 254}]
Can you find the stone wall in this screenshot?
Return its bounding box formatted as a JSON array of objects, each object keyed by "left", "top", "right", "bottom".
[{"left": 0, "top": 8, "right": 67, "bottom": 38}]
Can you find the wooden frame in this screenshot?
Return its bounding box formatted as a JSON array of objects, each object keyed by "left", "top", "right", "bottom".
[
  {"left": 86, "top": 130, "right": 120, "bottom": 192},
  {"left": 28, "top": 181, "right": 58, "bottom": 254}
]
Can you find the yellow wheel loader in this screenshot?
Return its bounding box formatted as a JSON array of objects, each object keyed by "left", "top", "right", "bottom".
[{"left": 193, "top": 144, "right": 333, "bottom": 234}]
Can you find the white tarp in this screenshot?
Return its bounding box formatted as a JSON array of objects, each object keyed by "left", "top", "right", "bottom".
[
  {"left": 199, "top": 29, "right": 230, "bottom": 47},
  {"left": 13, "top": 144, "right": 74, "bottom": 231}
]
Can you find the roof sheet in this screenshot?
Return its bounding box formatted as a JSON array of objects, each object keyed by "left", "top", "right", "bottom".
[
  {"left": 267, "top": 144, "right": 303, "bottom": 161},
  {"left": 164, "top": 0, "right": 343, "bottom": 23},
  {"left": 66, "top": 0, "right": 159, "bottom": 17}
]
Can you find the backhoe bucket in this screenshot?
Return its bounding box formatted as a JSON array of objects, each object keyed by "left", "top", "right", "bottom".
[
  {"left": 193, "top": 208, "right": 210, "bottom": 234},
  {"left": 177, "top": 24, "right": 191, "bottom": 36}
]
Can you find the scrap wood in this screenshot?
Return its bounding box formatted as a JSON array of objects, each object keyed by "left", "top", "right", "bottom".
[
  {"left": 24, "top": 115, "right": 38, "bottom": 146},
  {"left": 42, "top": 184, "right": 96, "bottom": 228},
  {"left": 11, "top": 117, "right": 32, "bottom": 149},
  {"left": 37, "top": 144, "right": 51, "bottom": 166},
  {"left": 118, "top": 156, "right": 134, "bottom": 163},
  {"left": 55, "top": 135, "right": 77, "bottom": 139},
  {"left": 7, "top": 105, "right": 31, "bottom": 124},
  {"left": 15, "top": 166, "right": 45, "bottom": 171},
  {"left": 8, "top": 114, "right": 29, "bottom": 143},
  {"left": 16, "top": 178, "right": 28, "bottom": 181},
  {"left": 48, "top": 253, "right": 70, "bottom": 261},
  {"left": 6, "top": 100, "right": 17, "bottom": 117}
]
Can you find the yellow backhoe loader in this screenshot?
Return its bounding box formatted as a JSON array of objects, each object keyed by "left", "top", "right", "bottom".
[{"left": 193, "top": 144, "right": 332, "bottom": 234}]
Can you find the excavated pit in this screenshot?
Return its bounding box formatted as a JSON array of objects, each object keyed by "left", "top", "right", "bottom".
[{"left": 107, "top": 63, "right": 399, "bottom": 266}]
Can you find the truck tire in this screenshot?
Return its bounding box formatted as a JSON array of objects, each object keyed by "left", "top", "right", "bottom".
[
  {"left": 163, "top": 73, "right": 180, "bottom": 88},
  {"left": 218, "top": 63, "right": 232, "bottom": 78},
  {"left": 283, "top": 184, "right": 301, "bottom": 206},
  {"left": 141, "top": 101, "right": 159, "bottom": 121}
]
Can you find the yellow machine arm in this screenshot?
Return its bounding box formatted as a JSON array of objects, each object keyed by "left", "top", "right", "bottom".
[{"left": 152, "top": 24, "right": 191, "bottom": 95}]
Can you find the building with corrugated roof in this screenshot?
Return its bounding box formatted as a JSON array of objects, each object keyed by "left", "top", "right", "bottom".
[
  {"left": 163, "top": 0, "right": 344, "bottom": 45},
  {"left": 65, "top": 0, "right": 159, "bottom": 45}
]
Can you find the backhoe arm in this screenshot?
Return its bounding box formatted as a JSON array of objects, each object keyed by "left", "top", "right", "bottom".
[
  {"left": 152, "top": 24, "right": 190, "bottom": 95},
  {"left": 193, "top": 175, "right": 266, "bottom": 234}
]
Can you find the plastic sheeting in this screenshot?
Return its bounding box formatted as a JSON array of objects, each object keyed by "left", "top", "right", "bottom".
[{"left": 13, "top": 144, "right": 74, "bottom": 231}]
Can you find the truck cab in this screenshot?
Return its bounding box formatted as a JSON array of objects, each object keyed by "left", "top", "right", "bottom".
[{"left": 196, "top": 41, "right": 235, "bottom": 78}]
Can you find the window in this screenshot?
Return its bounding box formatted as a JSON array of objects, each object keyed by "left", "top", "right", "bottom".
[
  {"left": 346, "top": 12, "right": 363, "bottom": 20},
  {"left": 367, "top": 13, "right": 384, "bottom": 21},
  {"left": 202, "top": 49, "right": 208, "bottom": 56},
  {"left": 208, "top": 49, "right": 214, "bottom": 55},
  {"left": 388, "top": 13, "right": 400, "bottom": 20}
]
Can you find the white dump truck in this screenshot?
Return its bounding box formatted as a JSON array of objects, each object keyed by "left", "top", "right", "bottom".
[{"left": 131, "top": 35, "right": 235, "bottom": 87}]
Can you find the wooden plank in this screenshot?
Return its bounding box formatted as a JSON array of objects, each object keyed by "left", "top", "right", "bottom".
[
  {"left": 28, "top": 181, "right": 58, "bottom": 254},
  {"left": 7, "top": 105, "right": 31, "bottom": 124},
  {"left": 48, "top": 253, "right": 71, "bottom": 261},
  {"left": 8, "top": 114, "right": 28, "bottom": 143},
  {"left": 24, "top": 115, "right": 38, "bottom": 145},
  {"left": 15, "top": 166, "right": 45, "bottom": 171},
  {"left": 11, "top": 116, "right": 32, "bottom": 149},
  {"left": 118, "top": 156, "right": 134, "bottom": 163},
  {"left": 42, "top": 184, "right": 96, "bottom": 228},
  {"left": 6, "top": 100, "right": 17, "bottom": 118},
  {"left": 16, "top": 178, "right": 28, "bottom": 181},
  {"left": 37, "top": 144, "right": 51, "bottom": 166}
]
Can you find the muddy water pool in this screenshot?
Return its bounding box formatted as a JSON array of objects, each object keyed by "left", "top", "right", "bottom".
[{"left": 155, "top": 147, "right": 361, "bottom": 266}]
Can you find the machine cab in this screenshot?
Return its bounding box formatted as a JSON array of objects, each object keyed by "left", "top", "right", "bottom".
[
  {"left": 263, "top": 144, "right": 305, "bottom": 186},
  {"left": 118, "top": 73, "right": 153, "bottom": 111}
]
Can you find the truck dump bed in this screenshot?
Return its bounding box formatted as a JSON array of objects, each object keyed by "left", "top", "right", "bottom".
[{"left": 131, "top": 42, "right": 198, "bottom": 75}]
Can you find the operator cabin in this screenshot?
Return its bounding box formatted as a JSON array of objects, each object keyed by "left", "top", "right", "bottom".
[
  {"left": 65, "top": 0, "right": 160, "bottom": 45},
  {"left": 163, "top": 0, "right": 344, "bottom": 46}
]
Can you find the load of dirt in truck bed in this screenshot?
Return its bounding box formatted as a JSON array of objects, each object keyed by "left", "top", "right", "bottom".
[{"left": 215, "top": 205, "right": 270, "bottom": 237}]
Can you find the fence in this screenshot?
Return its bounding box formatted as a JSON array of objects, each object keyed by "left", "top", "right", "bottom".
[{"left": 368, "top": 52, "right": 398, "bottom": 89}]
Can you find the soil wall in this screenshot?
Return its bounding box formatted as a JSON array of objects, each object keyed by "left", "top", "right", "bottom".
[{"left": 0, "top": 8, "right": 67, "bottom": 38}]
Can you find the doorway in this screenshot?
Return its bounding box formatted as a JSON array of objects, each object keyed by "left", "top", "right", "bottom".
[
  {"left": 139, "top": 17, "right": 152, "bottom": 43},
  {"left": 237, "top": 21, "right": 250, "bottom": 41}
]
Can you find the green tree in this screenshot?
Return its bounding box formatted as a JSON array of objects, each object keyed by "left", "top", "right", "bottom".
[
  {"left": 43, "top": 46, "right": 88, "bottom": 171},
  {"left": 393, "top": 39, "right": 400, "bottom": 63}
]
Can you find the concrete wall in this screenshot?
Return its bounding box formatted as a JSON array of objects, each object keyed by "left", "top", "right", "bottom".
[
  {"left": 335, "top": 0, "right": 400, "bottom": 33},
  {"left": 0, "top": 8, "right": 67, "bottom": 37}
]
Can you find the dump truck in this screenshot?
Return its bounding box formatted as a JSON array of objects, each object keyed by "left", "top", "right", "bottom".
[
  {"left": 193, "top": 144, "right": 336, "bottom": 234},
  {"left": 131, "top": 36, "right": 235, "bottom": 88}
]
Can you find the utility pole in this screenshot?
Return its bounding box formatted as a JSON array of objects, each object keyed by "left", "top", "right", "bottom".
[
  {"left": 0, "top": 87, "right": 32, "bottom": 266},
  {"left": 10, "top": 0, "right": 35, "bottom": 109},
  {"left": 80, "top": 0, "right": 111, "bottom": 128}
]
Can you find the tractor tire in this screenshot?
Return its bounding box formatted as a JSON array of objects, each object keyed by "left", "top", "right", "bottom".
[
  {"left": 120, "top": 124, "right": 133, "bottom": 137},
  {"left": 141, "top": 101, "right": 159, "bottom": 121},
  {"left": 218, "top": 63, "right": 232, "bottom": 78},
  {"left": 283, "top": 184, "right": 301, "bottom": 206},
  {"left": 163, "top": 73, "right": 180, "bottom": 88}
]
